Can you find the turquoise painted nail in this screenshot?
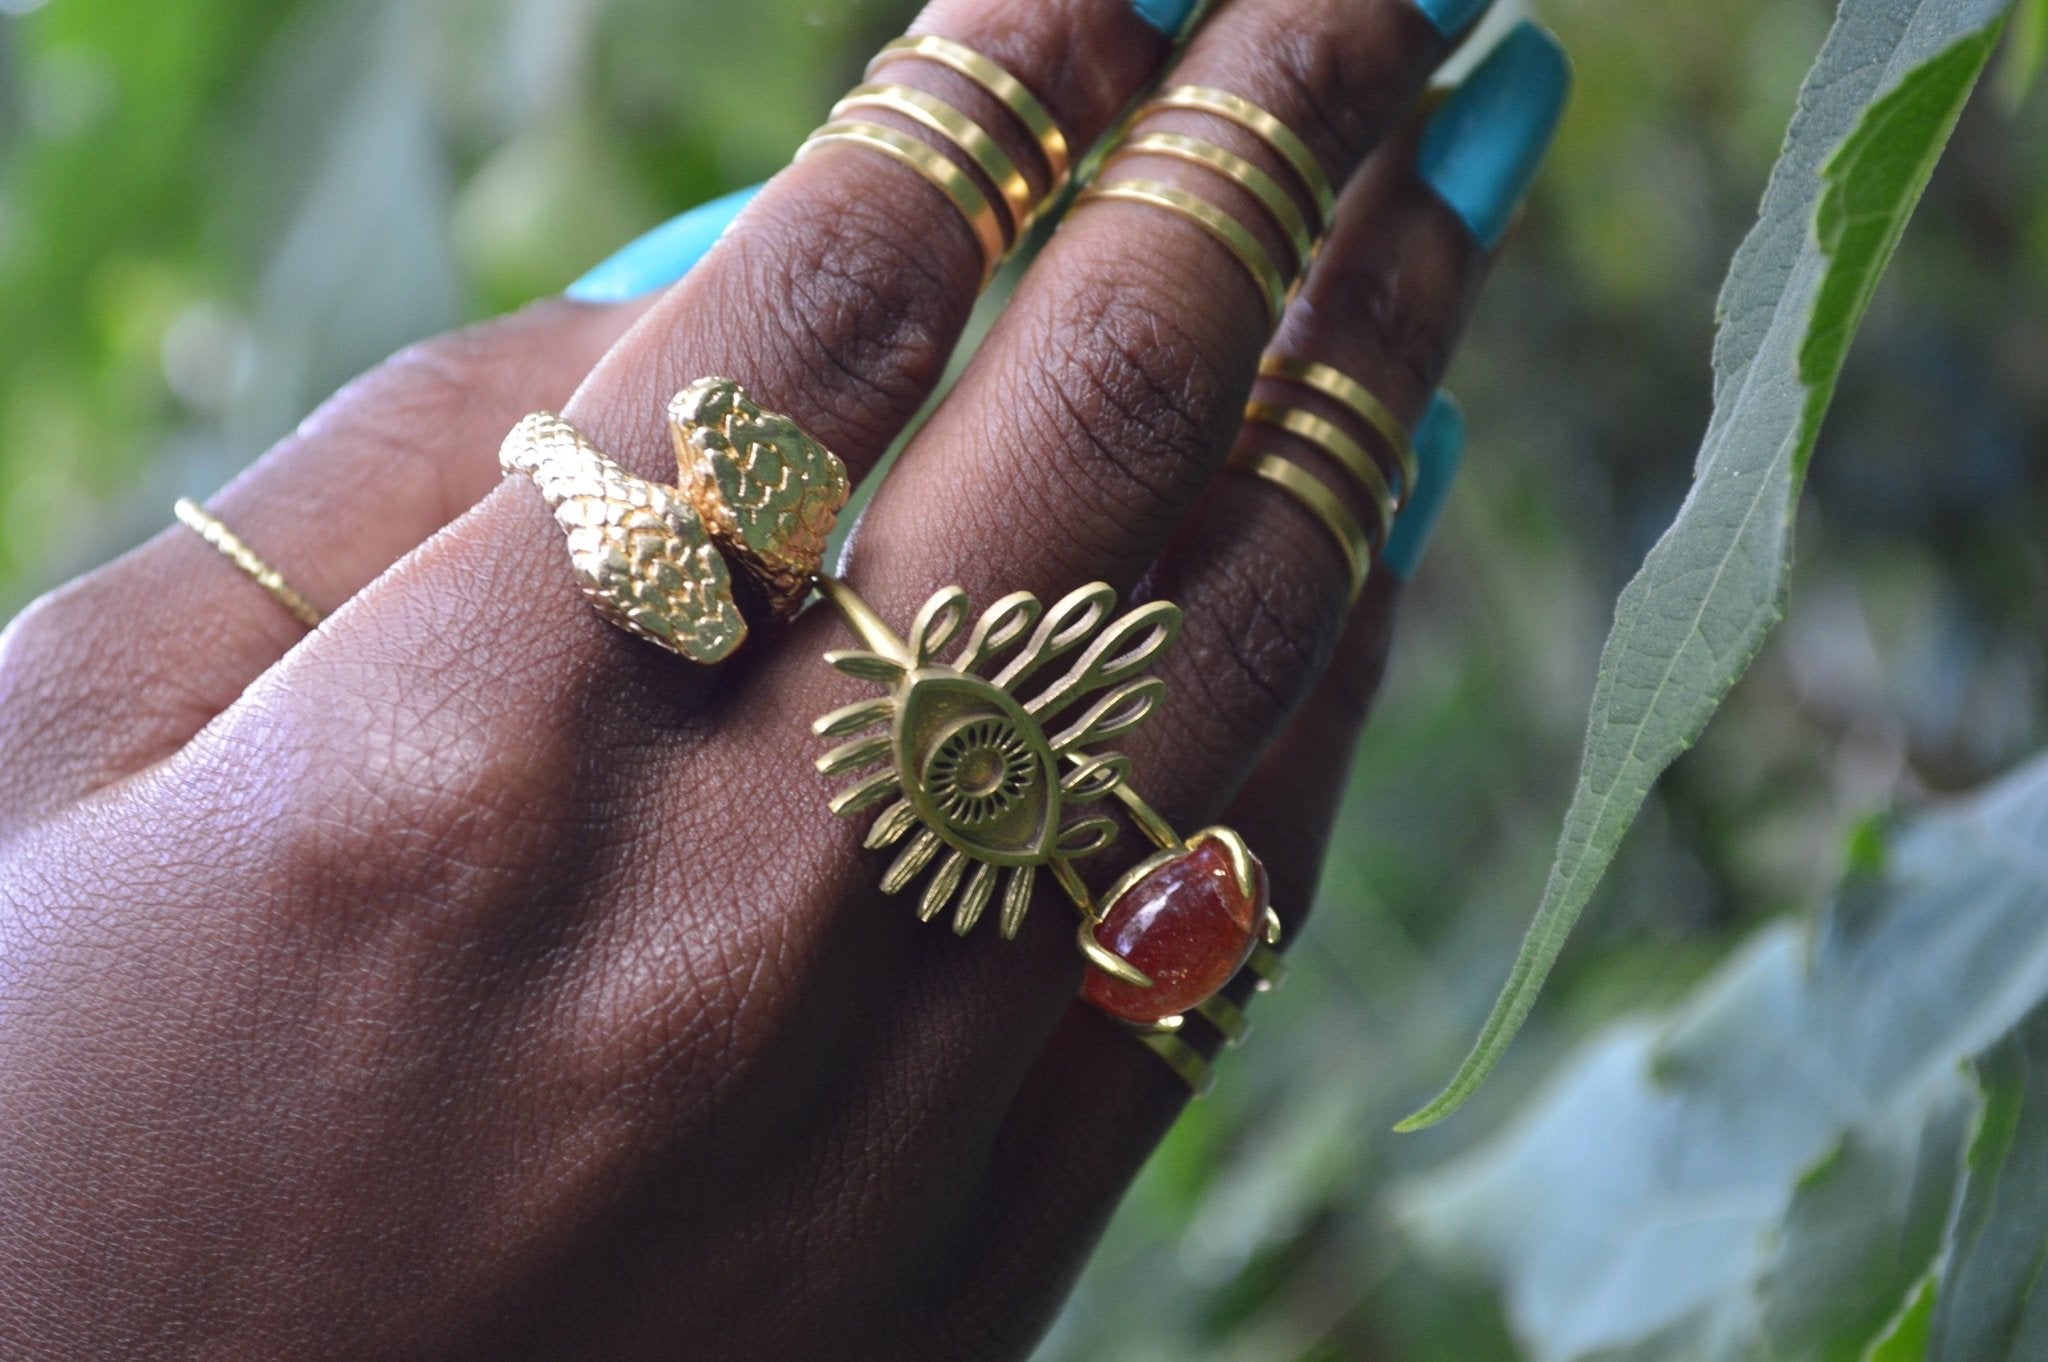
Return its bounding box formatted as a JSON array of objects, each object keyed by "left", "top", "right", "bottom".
[
  {"left": 1130, "top": 0, "right": 1198, "bottom": 37},
  {"left": 1412, "top": 0, "right": 1493, "bottom": 38},
  {"left": 1417, "top": 21, "right": 1570, "bottom": 250},
  {"left": 1382, "top": 392, "right": 1465, "bottom": 581},
  {"left": 564, "top": 183, "right": 765, "bottom": 304}
]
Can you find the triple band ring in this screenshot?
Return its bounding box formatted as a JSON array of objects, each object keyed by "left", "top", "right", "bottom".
[
  {"left": 796, "top": 35, "right": 1071, "bottom": 286},
  {"left": 1077, "top": 84, "right": 1336, "bottom": 322}
]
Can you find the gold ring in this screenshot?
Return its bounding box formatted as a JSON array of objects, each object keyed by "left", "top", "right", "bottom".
[
  {"left": 1112, "top": 131, "right": 1317, "bottom": 269},
  {"left": 1230, "top": 450, "right": 1371, "bottom": 603},
  {"left": 1079, "top": 177, "right": 1289, "bottom": 322},
  {"left": 1260, "top": 356, "right": 1417, "bottom": 500},
  {"left": 831, "top": 82, "right": 1036, "bottom": 243},
  {"left": 797, "top": 120, "right": 1006, "bottom": 284},
  {"left": 869, "top": 35, "right": 1070, "bottom": 194},
  {"left": 1143, "top": 85, "right": 1334, "bottom": 227},
  {"left": 1243, "top": 399, "right": 1396, "bottom": 545},
  {"left": 173, "top": 498, "right": 324, "bottom": 629}
]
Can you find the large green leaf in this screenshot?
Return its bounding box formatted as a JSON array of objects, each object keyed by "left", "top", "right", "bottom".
[
  {"left": 1397, "top": 754, "right": 2048, "bottom": 1361},
  {"left": 1927, "top": 998, "right": 2048, "bottom": 1359},
  {"left": 1399, "top": 0, "right": 2017, "bottom": 1132}
]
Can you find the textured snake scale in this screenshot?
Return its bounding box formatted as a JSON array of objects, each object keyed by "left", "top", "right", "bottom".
[{"left": 499, "top": 378, "right": 850, "bottom": 664}]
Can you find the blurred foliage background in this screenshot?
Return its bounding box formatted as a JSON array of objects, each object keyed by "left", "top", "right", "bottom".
[{"left": 1, "top": 0, "right": 2044, "bottom": 1357}]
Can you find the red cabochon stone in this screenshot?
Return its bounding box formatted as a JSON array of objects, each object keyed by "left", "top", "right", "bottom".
[{"left": 1082, "top": 834, "right": 1267, "bottom": 1024}]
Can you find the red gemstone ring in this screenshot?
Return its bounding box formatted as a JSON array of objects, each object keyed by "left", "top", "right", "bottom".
[{"left": 810, "top": 575, "right": 1284, "bottom": 1096}]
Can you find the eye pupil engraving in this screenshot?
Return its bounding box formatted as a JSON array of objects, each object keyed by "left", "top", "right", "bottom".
[{"left": 927, "top": 718, "right": 1034, "bottom": 827}]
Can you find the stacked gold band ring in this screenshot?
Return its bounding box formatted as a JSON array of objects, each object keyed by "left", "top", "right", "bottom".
[
  {"left": 172, "top": 497, "right": 324, "bottom": 629},
  {"left": 798, "top": 36, "right": 1070, "bottom": 286},
  {"left": 1077, "top": 85, "right": 1330, "bottom": 324},
  {"left": 870, "top": 36, "right": 1071, "bottom": 194},
  {"left": 1146, "top": 84, "right": 1335, "bottom": 224},
  {"left": 1230, "top": 357, "right": 1419, "bottom": 605}
]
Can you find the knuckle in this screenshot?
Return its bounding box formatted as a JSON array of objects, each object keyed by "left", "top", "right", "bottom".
[
  {"left": 727, "top": 186, "right": 966, "bottom": 453},
  {"left": 1323, "top": 262, "right": 1453, "bottom": 408},
  {"left": 1018, "top": 272, "right": 1237, "bottom": 516},
  {"left": 1182, "top": 534, "right": 1343, "bottom": 754}
]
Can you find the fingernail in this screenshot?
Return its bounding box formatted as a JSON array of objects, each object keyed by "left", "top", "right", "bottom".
[
  {"left": 1382, "top": 392, "right": 1465, "bottom": 581},
  {"left": 1417, "top": 21, "right": 1570, "bottom": 250},
  {"left": 564, "top": 182, "right": 764, "bottom": 304},
  {"left": 1412, "top": 0, "right": 1493, "bottom": 38},
  {"left": 1129, "top": 0, "right": 1198, "bottom": 37}
]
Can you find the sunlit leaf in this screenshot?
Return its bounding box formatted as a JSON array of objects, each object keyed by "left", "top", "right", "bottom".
[{"left": 1399, "top": 0, "right": 2018, "bottom": 1132}]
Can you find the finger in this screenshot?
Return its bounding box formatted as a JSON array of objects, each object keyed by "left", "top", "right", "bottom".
[
  {"left": 1107, "top": 20, "right": 1563, "bottom": 838},
  {"left": 848, "top": 0, "right": 1476, "bottom": 625},
  {"left": 943, "top": 404, "right": 1468, "bottom": 1344},
  {"left": 943, "top": 25, "right": 1559, "bottom": 1317},
  {"left": 0, "top": 293, "right": 664, "bottom": 833}
]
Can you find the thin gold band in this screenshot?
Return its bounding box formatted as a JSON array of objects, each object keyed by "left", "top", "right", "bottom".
[
  {"left": 1243, "top": 399, "right": 1396, "bottom": 545},
  {"left": 869, "top": 35, "right": 1070, "bottom": 194},
  {"left": 1144, "top": 85, "right": 1334, "bottom": 225},
  {"left": 1081, "top": 178, "right": 1288, "bottom": 322},
  {"left": 173, "top": 498, "right": 324, "bottom": 629},
  {"left": 831, "top": 83, "right": 1035, "bottom": 242},
  {"left": 798, "top": 120, "right": 1005, "bottom": 284},
  {"left": 1260, "top": 356, "right": 1418, "bottom": 499},
  {"left": 1113, "top": 131, "right": 1316, "bottom": 268},
  {"left": 1140, "top": 1031, "right": 1216, "bottom": 1097},
  {"left": 1231, "top": 450, "right": 1371, "bottom": 603}
]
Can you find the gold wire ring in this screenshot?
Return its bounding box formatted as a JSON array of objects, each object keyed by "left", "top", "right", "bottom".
[
  {"left": 1243, "top": 399, "right": 1397, "bottom": 544},
  {"left": 1112, "top": 131, "right": 1316, "bottom": 269},
  {"left": 831, "top": 83, "right": 1035, "bottom": 243},
  {"left": 1231, "top": 451, "right": 1371, "bottom": 603},
  {"left": 173, "top": 498, "right": 324, "bottom": 629},
  {"left": 869, "top": 35, "right": 1071, "bottom": 195},
  {"left": 1260, "top": 355, "right": 1417, "bottom": 500},
  {"left": 798, "top": 119, "right": 1005, "bottom": 285},
  {"left": 1144, "top": 85, "right": 1334, "bottom": 226},
  {"left": 1081, "top": 178, "right": 1288, "bottom": 323}
]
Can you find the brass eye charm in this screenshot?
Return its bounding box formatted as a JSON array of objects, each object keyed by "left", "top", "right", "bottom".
[{"left": 812, "top": 580, "right": 1179, "bottom": 966}]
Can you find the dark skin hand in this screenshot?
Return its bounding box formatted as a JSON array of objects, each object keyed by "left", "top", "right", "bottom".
[{"left": 0, "top": 0, "right": 1497, "bottom": 1355}]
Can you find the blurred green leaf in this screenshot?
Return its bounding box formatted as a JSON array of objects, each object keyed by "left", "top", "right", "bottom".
[
  {"left": 1400, "top": 0, "right": 2018, "bottom": 1132},
  {"left": 1996, "top": 0, "right": 2048, "bottom": 105},
  {"left": 1926, "top": 996, "right": 2048, "bottom": 1359},
  {"left": 1398, "top": 752, "right": 2048, "bottom": 1360},
  {"left": 1861, "top": 1277, "right": 1935, "bottom": 1362}
]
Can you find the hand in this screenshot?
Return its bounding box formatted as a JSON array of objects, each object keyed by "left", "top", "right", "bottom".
[{"left": 0, "top": 1, "right": 1564, "bottom": 1356}]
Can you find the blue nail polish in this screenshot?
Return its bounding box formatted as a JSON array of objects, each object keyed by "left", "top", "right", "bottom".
[
  {"left": 1412, "top": 0, "right": 1493, "bottom": 39},
  {"left": 1129, "top": 0, "right": 1198, "bottom": 37},
  {"left": 1417, "top": 21, "right": 1570, "bottom": 250},
  {"left": 1382, "top": 392, "right": 1465, "bottom": 581},
  {"left": 564, "top": 182, "right": 765, "bottom": 304}
]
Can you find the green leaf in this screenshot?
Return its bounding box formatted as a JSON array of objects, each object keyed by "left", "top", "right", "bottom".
[
  {"left": 1996, "top": 0, "right": 2048, "bottom": 104},
  {"left": 1397, "top": 0, "right": 2015, "bottom": 1133},
  {"left": 1397, "top": 753, "right": 2048, "bottom": 1361},
  {"left": 1926, "top": 998, "right": 2048, "bottom": 1359},
  {"left": 1862, "top": 1277, "right": 1935, "bottom": 1362}
]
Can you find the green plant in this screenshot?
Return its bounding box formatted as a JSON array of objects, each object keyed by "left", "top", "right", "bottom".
[{"left": 1404, "top": 0, "right": 2044, "bottom": 1132}]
